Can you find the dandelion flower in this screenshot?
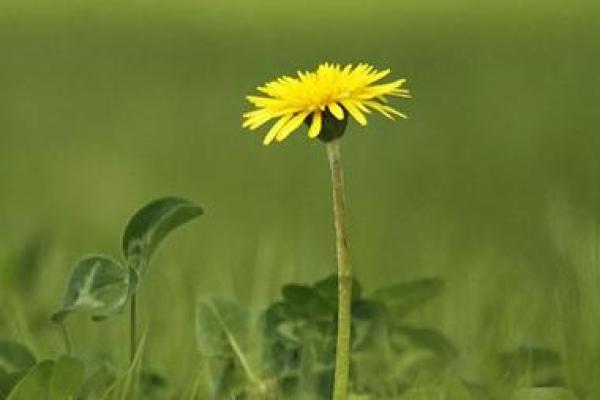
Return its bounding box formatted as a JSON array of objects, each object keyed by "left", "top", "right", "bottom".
[
  {"left": 242, "top": 62, "right": 411, "bottom": 145},
  {"left": 243, "top": 62, "right": 413, "bottom": 399}
]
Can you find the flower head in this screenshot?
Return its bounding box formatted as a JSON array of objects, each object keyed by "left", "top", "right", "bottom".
[{"left": 243, "top": 63, "right": 410, "bottom": 145}]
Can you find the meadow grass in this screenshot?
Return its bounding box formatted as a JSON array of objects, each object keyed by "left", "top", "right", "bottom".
[{"left": 0, "top": 1, "right": 599, "bottom": 398}]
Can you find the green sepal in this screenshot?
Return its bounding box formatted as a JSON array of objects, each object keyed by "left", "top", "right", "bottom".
[{"left": 305, "top": 111, "right": 348, "bottom": 143}]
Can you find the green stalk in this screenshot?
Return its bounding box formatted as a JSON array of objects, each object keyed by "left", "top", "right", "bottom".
[
  {"left": 327, "top": 140, "right": 352, "bottom": 400},
  {"left": 130, "top": 293, "right": 137, "bottom": 364}
]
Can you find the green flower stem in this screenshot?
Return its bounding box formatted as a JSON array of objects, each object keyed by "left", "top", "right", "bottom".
[
  {"left": 130, "top": 293, "right": 137, "bottom": 363},
  {"left": 327, "top": 140, "right": 352, "bottom": 400}
]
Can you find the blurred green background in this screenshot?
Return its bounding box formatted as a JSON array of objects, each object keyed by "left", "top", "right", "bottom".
[{"left": 1, "top": 0, "right": 599, "bottom": 396}]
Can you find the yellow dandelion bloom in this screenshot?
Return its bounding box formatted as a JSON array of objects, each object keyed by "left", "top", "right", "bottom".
[{"left": 242, "top": 62, "right": 411, "bottom": 145}]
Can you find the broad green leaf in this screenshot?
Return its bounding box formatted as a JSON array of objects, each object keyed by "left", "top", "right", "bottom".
[
  {"left": 392, "top": 326, "right": 458, "bottom": 362},
  {"left": 0, "top": 370, "right": 28, "bottom": 400},
  {"left": 122, "top": 197, "right": 203, "bottom": 271},
  {"left": 0, "top": 342, "right": 35, "bottom": 399},
  {"left": 351, "top": 299, "right": 387, "bottom": 320},
  {"left": 513, "top": 387, "right": 578, "bottom": 400},
  {"left": 281, "top": 284, "right": 334, "bottom": 318},
  {"left": 352, "top": 324, "right": 458, "bottom": 395},
  {"left": 196, "top": 298, "right": 259, "bottom": 387},
  {"left": 49, "top": 356, "right": 84, "bottom": 400},
  {"left": 6, "top": 360, "right": 53, "bottom": 400},
  {"left": 351, "top": 302, "right": 389, "bottom": 352},
  {"left": 196, "top": 298, "right": 251, "bottom": 359},
  {"left": 51, "top": 255, "right": 129, "bottom": 322},
  {"left": 261, "top": 302, "right": 289, "bottom": 335},
  {"left": 351, "top": 347, "right": 402, "bottom": 397},
  {"left": 313, "top": 274, "right": 362, "bottom": 307},
  {"left": 78, "top": 363, "right": 117, "bottom": 400},
  {"left": 373, "top": 278, "right": 445, "bottom": 317},
  {"left": 0, "top": 341, "right": 35, "bottom": 374}
]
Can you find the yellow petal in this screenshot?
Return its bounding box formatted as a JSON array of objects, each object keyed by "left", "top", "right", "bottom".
[
  {"left": 354, "top": 100, "right": 371, "bottom": 114},
  {"left": 246, "top": 95, "right": 280, "bottom": 106},
  {"left": 390, "top": 88, "right": 412, "bottom": 98},
  {"left": 340, "top": 100, "right": 367, "bottom": 126},
  {"left": 276, "top": 111, "right": 310, "bottom": 142},
  {"left": 328, "top": 103, "right": 345, "bottom": 120},
  {"left": 359, "top": 79, "right": 407, "bottom": 99},
  {"left": 381, "top": 105, "right": 407, "bottom": 119},
  {"left": 308, "top": 111, "right": 322, "bottom": 138},
  {"left": 364, "top": 101, "right": 395, "bottom": 120},
  {"left": 263, "top": 114, "right": 292, "bottom": 145},
  {"left": 365, "top": 101, "right": 407, "bottom": 120},
  {"left": 366, "top": 68, "right": 390, "bottom": 84},
  {"left": 243, "top": 111, "right": 276, "bottom": 130}
]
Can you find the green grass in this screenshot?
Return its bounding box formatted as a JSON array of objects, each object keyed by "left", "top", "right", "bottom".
[{"left": 0, "top": 1, "right": 599, "bottom": 398}]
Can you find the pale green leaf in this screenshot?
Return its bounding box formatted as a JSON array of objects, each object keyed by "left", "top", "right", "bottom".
[
  {"left": 51, "top": 255, "right": 129, "bottom": 322},
  {"left": 6, "top": 361, "right": 53, "bottom": 400},
  {"left": 196, "top": 297, "right": 259, "bottom": 386},
  {"left": 196, "top": 298, "right": 250, "bottom": 359},
  {"left": 49, "top": 356, "right": 85, "bottom": 400}
]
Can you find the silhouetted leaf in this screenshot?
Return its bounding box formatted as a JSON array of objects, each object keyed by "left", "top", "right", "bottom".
[
  {"left": 392, "top": 326, "right": 458, "bottom": 362},
  {"left": 282, "top": 284, "right": 334, "bottom": 318},
  {"left": 262, "top": 302, "right": 290, "bottom": 335},
  {"left": 196, "top": 297, "right": 251, "bottom": 359},
  {"left": 122, "top": 197, "right": 202, "bottom": 272},
  {"left": 6, "top": 361, "right": 53, "bottom": 400},
  {"left": 260, "top": 275, "right": 460, "bottom": 399},
  {"left": 78, "top": 362, "right": 117, "bottom": 400},
  {"left": 313, "top": 274, "right": 362, "bottom": 307},
  {"left": 351, "top": 299, "right": 387, "bottom": 320},
  {"left": 373, "top": 278, "right": 445, "bottom": 317},
  {"left": 0, "top": 370, "right": 28, "bottom": 400},
  {"left": 51, "top": 255, "right": 129, "bottom": 322},
  {"left": 0, "top": 342, "right": 36, "bottom": 374},
  {"left": 197, "top": 298, "right": 267, "bottom": 398},
  {"left": 3, "top": 356, "right": 84, "bottom": 400},
  {"left": 48, "top": 356, "right": 84, "bottom": 400},
  {"left": 351, "top": 345, "right": 402, "bottom": 397},
  {"left": 0, "top": 343, "right": 35, "bottom": 400}
]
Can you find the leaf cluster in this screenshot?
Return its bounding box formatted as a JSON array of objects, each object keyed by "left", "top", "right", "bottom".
[{"left": 52, "top": 197, "right": 202, "bottom": 322}]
